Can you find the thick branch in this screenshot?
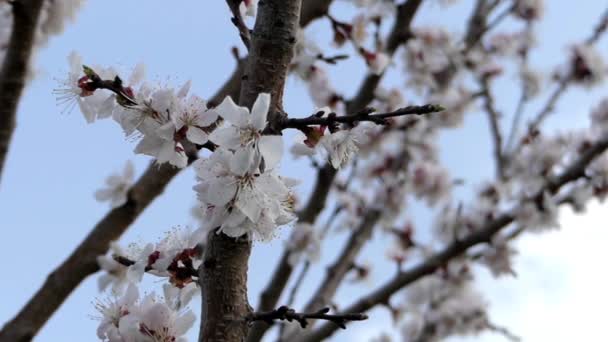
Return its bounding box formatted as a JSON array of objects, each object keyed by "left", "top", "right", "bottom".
[
  {"left": 198, "top": 0, "right": 303, "bottom": 341},
  {"left": 0, "top": 0, "right": 44, "bottom": 186},
  {"left": 299, "top": 133, "right": 608, "bottom": 341}
]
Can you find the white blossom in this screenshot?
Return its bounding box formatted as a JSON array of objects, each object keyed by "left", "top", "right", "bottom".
[
  {"left": 210, "top": 93, "right": 283, "bottom": 175},
  {"left": 286, "top": 223, "right": 321, "bottom": 266},
  {"left": 94, "top": 161, "right": 135, "bottom": 208}
]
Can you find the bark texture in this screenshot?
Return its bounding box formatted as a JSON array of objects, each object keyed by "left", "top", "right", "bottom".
[
  {"left": 0, "top": 0, "right": 44, "bottom": 187},
  {"left": 198, "top": 1, "right": 303, "bottom": 341}
]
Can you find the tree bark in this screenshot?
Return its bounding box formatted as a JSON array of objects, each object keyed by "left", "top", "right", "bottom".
[
  {"left": 0, "top": 0, "right": 44, "bottom": 187},
  {"left": 198, "top": 1, "right": 303, "bottom": 341}
]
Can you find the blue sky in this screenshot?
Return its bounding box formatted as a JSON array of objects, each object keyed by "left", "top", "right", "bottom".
[{"left": 1, "top": 1, "right": 608, "bottom": 341}]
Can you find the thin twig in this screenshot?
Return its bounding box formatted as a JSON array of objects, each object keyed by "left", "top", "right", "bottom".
[
  {"left": 282, "top": 104, "right": 444, "bottom": 130},
  {"left": 247, "top": 306, "right": 367, "bottom": 330},
  {"left": 112, "top": 255, "right": 199, "bottom": 278},
  {"left": 225, "top": 0, "right": 252, "bottom": 49}
]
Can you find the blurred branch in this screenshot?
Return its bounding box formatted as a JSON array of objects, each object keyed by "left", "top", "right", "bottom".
[
  {"left": 479, "top": 78, "right": 505, "bottom": 179},
  {"left": 519, "top": 8, "right": 608, "bottom": 151},
  {"left": 225, "top": 0, "right": 252, "bottom": 49},
  {"left": 199, "top": 0, "right": 304, "bottom": 339},
  {"left": 0, "top": 0, "right": 44, "bottom": 187},
  {"left": 298, "top": 132, "right": 608, "bottom": 342}
]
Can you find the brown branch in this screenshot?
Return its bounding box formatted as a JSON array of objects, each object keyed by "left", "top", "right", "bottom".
[
  {"left": 282, "top": 104, "right": 444, "bottom": 130},
  {"left": 301, "top": 209, "right": 381, "bottom": 313},
  {"left": 198, "top": 0, "right": 303, "bottom": 341},
  {"left": 480, "top": 78, "right": 505, "bottom": 179},
  {"left": 226, "top": 0, "right": 252, "bottom": 49},
  {"left": 247, "top": 306, "right": 367, "bottom": 330},
  {"left": 298, "top": 132, "right": 608, "bottom": 342},
  {"left": 0, "top": 0, "right": 44, "bottom": 186},
  {"left": 347, "top": 0, "right": 423, "bottom": 113}
]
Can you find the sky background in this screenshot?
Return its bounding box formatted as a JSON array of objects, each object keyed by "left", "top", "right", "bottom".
[{"left": 1, "top": 1, "right": 607, "bottom": 341}]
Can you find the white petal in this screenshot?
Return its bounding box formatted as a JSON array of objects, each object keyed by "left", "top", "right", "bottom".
[
  {"left": 251, "top": 93, "right": 270, "bottom": 131},
  {"left": 94, "top": 189, "right": 113, "bottom": 202},
  {"left": 177, "top": 80, "right": 192, "bottom": 98},
  {"left": 215, "top": 96, "right": 249, "bottom": 127},
  {"left": 78, "top": 98, "right": 96, "bottom": 123},
  {"left": 174, "top": 310, "right": 196, "bottom": 336},
  {"left": 235, "top": 187, "right": 263, "bottom": 222},
  {"left": 123, "top": 160, "right": 135, "bottom": 181},
  {"left": 157, "top": 121, "right": 176, "bottom": 141},
  {"left": 97, "top": 95, "right": 116, "bottom": 119},
  {"left": 206, "top": 179, "right": 237, "bottom": 206},
  {"left": 128, "top": 62, "right": 146, "bottom": 85},
  {"left": 230, "top": 147, "right": 255, "bottom": 176},
  {"left": 209, "top": 126, "right": 241, "bottom": 149},
  {"left": 109, "top": 194, "right": 128, "bottom": 208},
  {"left": 196, "top": 110, "right": 219, "bottom": 127},
  {"left": 258, "top": 135, "right": 283, "bottom": 170},
  {"left": 134, "top": 134, "right": 164, "bottom": 157},
  {"left": 186, "top": 127, "right": 209, "bottom": 145},
  {"left": 157, "top": 140, "right": 177, "bottom": 164}
]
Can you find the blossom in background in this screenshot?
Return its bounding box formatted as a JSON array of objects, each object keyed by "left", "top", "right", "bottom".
[
  {"left": 363, "top": 50, "right": 390, "bottom": 75},
  {"left": 568, "top": 44, "right": 606, "bottom": 86},
  {"left": 94, "top": 161, "right": 135, "bottom": 208},
  {"left": 210, "top": 93, "right": 283, "bottom": 175},
  {"left": 409, "top": 160, "right": 452, "bottom": 206},
  {"left": 514, "top": 0, "right": 544, "bottom": 21},
  {"left": 286, "top": 223, "right": 321, "bottom": 266}
]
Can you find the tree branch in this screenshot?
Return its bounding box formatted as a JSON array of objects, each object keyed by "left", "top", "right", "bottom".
[
  {"left": 346, "top": 0, "right": 423, "bottom": 113},
  {"left": 225, "top": 0, "right": 252, "bottom": 49},
  {"left": 198, "top": 0, "right": 303, "bottom": 340},
  {"left": 247, "top": 306, "right": 367, "bottom": 330},
  {"left": 282, "top": 104, "right": 444, "bottom": 130},
  {"left": 298, "top": 132, "right": 608, "bottom": 341},
  {"left": 0, "top": 0, "right": 44, "bottom": 186}
]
